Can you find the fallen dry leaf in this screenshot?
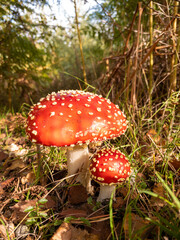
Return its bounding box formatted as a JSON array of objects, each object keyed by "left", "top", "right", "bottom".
[
  {"left": 25, "top": 236, "right": 34, "bottom": 240},
  {"left": 88, "top": 219, "right": 110, "bottom": 240},
  {"left": 0, "top": 177, "right": 14, "bottom": 189},
  {"left": 60, "top": 209, "right": 87, "bottom": 218},
  {"left": 168, "top": 157, "right": 180, "bottom": 173},
  {"left": 0, "top": 222, "right": 15, "bottom": 240},
  {"left": 11, "top": 196, "right": 56, "bottom": 223},
  {"left": 50, "top": 222, "right": 72, "bottom": 240},
  {"left": 4, "top": 158, "right": 26, "bottom": 176},
  {"left": 0, "top": 178, "right": 14, "bottom": 197},
  {"left": 123, "top": 213, "right": 156, "bottom": 239},
  {"left": 113, "top": 196, "right": 125, "bottom": 209},
  {"left": 51, "top": 222, "right": 98, "bottom": 240},
  {"left": 21, "top": 172, "right": 35, "bottom": 185},
  {"left": 150, "top": 182, "right": 166, "bottom": 208},
  {"left": 0, "top": 149, "right": 9, "bottom": 162},
  {"left": 0, "top": 185, "right": 5, "bottom": 195},
  {"left": 146, "top": 129, "right": 162, "bottom": 145},
  {"left": 118, "top": 187, "right": 137, "bottom": 200},
  {"left": 68, "top": 185, "right": 88, "bottom": 204}
]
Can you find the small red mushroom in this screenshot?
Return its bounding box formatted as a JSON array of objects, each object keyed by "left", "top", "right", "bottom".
[
  {"left": 89, "top": 148, "right": 131, "bottom": 201},
  {"left": 26, "top": 90, "right": 127, "bottom": 192}
]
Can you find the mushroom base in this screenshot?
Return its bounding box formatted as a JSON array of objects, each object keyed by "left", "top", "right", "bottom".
[
  {"left": 66, "top": 144, "right": 93, "bottom": 194},
  {"left": 97, "top": 184, "right": 116, "bottom": 202}
]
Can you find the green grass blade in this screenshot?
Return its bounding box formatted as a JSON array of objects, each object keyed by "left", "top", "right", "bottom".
[
  {"left": 109, "top": 191, "right": 115, "bottom": 240},
  {"left": 155, "top": 172, "right": 180, "bottom": 210},
  {"left": 139, "top": 189, "right": 175, "bottom": 207},
  {"left": 0, "top": 219, "right": 10, "bottom": 240}
]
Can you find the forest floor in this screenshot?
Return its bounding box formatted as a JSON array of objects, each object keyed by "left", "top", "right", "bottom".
[{"left": 0, "top": 105, "right": 179, "bottom": 240}]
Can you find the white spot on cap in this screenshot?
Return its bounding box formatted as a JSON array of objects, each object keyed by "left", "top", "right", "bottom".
[
  {"left": 85, "top": 104, "right": 90, "bottom": 107},
  {"left": 84, "top": 131, "right": 88, "bottom": 136},
  {"left": 77, "top": 111, "right": 82, "bottom": 114},
  {"left": 50, "top": 112, "right": 55, "bottom": 117},
  {"left": 32, "top": 130, "right": 37, "bottom": 135},
  {"left": 92, "top": 167, "right": 96, "bottom": 172},
  {"left": 52, "top": 102, "right": 57, "bottom": 105}
]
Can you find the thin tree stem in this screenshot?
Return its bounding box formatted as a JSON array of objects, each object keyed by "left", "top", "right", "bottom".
[
  {"left": 73, "top": 0, "right": 88, "bottom": 87},
  {"left": 149, "top": 1, "right": 154, "bottom": 108},
  {"left": 131, "top": 2, "right": 143, "bottom": 111},
  {"left": 170, "top": 1, "right": 179, "bottom": 93}
]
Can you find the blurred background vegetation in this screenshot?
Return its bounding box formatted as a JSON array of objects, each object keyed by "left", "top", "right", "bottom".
[{"left": 0, "top": 0, "right": 179, "bottom": 112}]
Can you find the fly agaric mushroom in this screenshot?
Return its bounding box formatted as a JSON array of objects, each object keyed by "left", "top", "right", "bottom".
[
  {"left": 26, "top": 90, "right": 127, "bottom": 192},
  {"left": 90, "top": 148, "right": 131, "bottom": 202}
]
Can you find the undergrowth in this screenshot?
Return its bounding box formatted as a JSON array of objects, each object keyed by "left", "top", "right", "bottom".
[{"left": 0, "top": 91, "right": 179, "bottom": 239}]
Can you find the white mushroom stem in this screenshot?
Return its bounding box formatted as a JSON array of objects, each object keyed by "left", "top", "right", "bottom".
[
  {"left": 66, "top": 144, "right": 93, "bottom": 194},
  {"left": 97, "top": 184, "right": 116, "bottom": 202}
]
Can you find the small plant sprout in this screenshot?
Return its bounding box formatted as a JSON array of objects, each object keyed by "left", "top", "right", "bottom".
[
  {"left": 26, "top": 90, "right": 127, "bottom": 193},
  {"left": 24, "top": 198, "right": 48, "bottom": 226},
  {"left": 89, "top": 148, "right": 131, "bottom": 202}
]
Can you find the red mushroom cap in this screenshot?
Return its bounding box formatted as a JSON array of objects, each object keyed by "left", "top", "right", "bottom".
[
  {"left": 89, "top": 148, "right": 131, "bottom": 185},
  {"left": 26, "top": 90, "right": 127, "bottom": 147}
]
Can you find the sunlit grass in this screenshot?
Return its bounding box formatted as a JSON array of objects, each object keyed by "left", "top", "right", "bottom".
[{"left": 0, "top": 90, "right": 179, "bottom": 239}]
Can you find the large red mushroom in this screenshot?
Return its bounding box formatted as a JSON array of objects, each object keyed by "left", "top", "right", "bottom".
[
  {"left": 26, "top": 90, "right": 127, "bottom": 192},
  {"left": 90, "top": 148, "right": 131, "bottom": 201}
]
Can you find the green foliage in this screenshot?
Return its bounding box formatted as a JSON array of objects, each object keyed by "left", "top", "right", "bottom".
[
  {"left": 24, "top": 198, "right": 48, "bottom": 227},
  {"left": 0, "top": 0, "right": 52, "bottom": 110},
  {"left": 87, "top": 196, "right": 101, "bottom": 211},
  {"left": 86, "top": 0, "right": 142, "bottom": 48}
]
